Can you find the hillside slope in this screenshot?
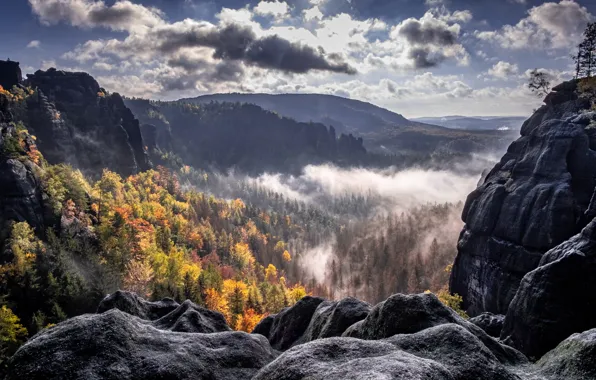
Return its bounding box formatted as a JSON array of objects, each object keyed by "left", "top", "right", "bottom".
[{"left": 181, "top": 92, "right": 518, "bottom": 156}]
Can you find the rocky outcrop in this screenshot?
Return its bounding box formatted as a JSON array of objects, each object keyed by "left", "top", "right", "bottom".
[
  {"left": 0, "top": 60, "right": 22, "bottom": 90},
  {"left": 11, "top": 290, "right": 596, "bottom": 379},
  {"left": 450, "top": 79, "right": 596, "bottom": 316},
  {"left": 6, "top": 309, "right": 276, "bottom": 380},
  {"left": 470, "top": 312, "right": 505, "bottom": 338},
  {"left": 24, "top": 68, "right": 151, "bottom": 177},
  {"left": 0, "top": 91, "right": 53, "bottom": 244}
]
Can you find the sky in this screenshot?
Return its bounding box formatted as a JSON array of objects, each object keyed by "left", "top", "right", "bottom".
[{"left": 1, "top": 0, "right": 594, "bottom": 117}]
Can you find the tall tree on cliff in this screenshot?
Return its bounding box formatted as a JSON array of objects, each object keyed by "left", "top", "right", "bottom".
[{"left": 574, "top": 22, "right": 596, "bottom": 78}]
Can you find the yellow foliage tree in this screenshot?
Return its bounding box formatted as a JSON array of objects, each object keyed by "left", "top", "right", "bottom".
[
  {"left": 0, "top": 305, "right": 28, "bottom": 363},
  {"left": 231, "top": 243, "right": 255, "bottom": 270},
  {"left": 265, "top": 264, "right": 278, "bottom": 284}
]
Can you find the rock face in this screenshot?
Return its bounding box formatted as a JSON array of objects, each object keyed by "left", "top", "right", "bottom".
[
  {"left": 6, "top": 309, "right": 276, "bottom": 380},
  {"left": 0, "top": 60, "right": 22, "bottom": 90},
  {"left": 470, "top": 312, "right": 505, "bottom": 338},
  {"left": 450, "top": 79, "right": 596, "bottom": 316},
  {"left": 97, "top": 290, "right": 180, "bottom": 320},
  {"left": 500, "top": 218, "right": 596, "bottom": 359},
  {"left": 24, "top": 68, "right": 151, "bottom": 177},
  {"left": 0, "top": 89, "right": 53, "bottom": 244}
]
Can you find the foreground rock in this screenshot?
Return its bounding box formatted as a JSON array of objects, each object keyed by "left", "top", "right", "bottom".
[
  {"left": 7, "top": 309, "right": 275, "bottom": 380},
  {"left": 255, "top": 324, "right": 521, "bottom": 380},
  {"left": 300, "top": 297, "right": 371, "bottom": 342},
  {"left": 501, "top": 218, "right": 596, "bottom": 359},
  {"left": 450, "top": 79, "right": 596, "bottom": 316},
  {"left": 342, "top": 293, "right": 525, "bottom": 365},
  {"left": 537, "top": 328, "right": 596, "bottom": 380}
]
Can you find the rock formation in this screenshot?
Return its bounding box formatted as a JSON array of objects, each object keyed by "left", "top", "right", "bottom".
[
  {"left": 450, "top": 80, "right": 596, "bottom": 316},
  {"left": 24, "top": 67, "right": 151, "bottom": 177},
  {"left": 0, "top": 84, "right": 53, "bottom": 244},
  {"left": 451, "top": 79, "right": 596, "bottom": 360}
]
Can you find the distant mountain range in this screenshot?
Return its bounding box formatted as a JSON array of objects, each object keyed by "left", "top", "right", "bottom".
[
  {"left": 411, "top": 116, "right": 527, "bottom": 131},
  {"left": 181, "top": 93, "right": 519, "bottom": 156}
]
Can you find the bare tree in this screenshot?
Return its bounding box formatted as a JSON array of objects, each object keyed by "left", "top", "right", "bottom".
[{"left": 528, "top": 69, "right": 551, "bottom": 98}]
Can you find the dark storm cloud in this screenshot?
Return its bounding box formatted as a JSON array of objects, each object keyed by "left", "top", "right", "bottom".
[
  {"left": 155, "top": 23, "right": 356, "bottom": 74},
  {"left": 408, "top": 47, "right": 446, "bottom": 68},
  {"left": 209, "top": 61, "right": 245, "bottom": 82},
  {"left": 245, "top": 35, "right": 357, "bottom": 74},
  {"left": 398, "top": 18, "right": 457, "bottom": 45},
  {"left": 88, "top": 6, "right": 137, "bottom": 25}
]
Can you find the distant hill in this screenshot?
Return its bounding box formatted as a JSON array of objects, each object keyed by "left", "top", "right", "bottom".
[
  {"left": 181, "top": 93, "right": 413, "bottom": 135},
  {"left": 411, "top": 116, "right": 527, "bottom": 131},
  {"left": 180, "top": 93, "right": 519, "bottom": 156}
]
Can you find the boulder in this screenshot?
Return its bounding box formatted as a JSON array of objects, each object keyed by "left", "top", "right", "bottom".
[
  {"left": 6, "top": 309, "right": 276, "bottom": 380},
  {"left": 470, "top": 312, "right": 505, "bottom": 338},
  {"left": 341, "top": 293, "right": 526, "bottom": 365},
  {"left": 253, "top": 337, "right": 453, "bottom": 380},
  {"left": 450, "top": 82, "right": 596, "bottom": 316},
  {"left": 386, "top": 324, "right": 520, "bottom": 380},
  {"left": 255, "top": 324, "right": 521, "bottom": 380},
  {"left": 301, "top": 297, "right": 371, "bottom": 342},
  {"left": 501, "top": 219, "right": 596, "bottom": 359},
  {"left": 252, "top": 296, "right": 325, "bottom": 350},
  {"left": 537, "top": 328, "right": 596, "bottom": 380}
]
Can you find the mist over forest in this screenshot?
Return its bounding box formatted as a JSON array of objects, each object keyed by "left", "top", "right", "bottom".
[{"left": 180, "top": 155, "right": 497, "bottom": 303}]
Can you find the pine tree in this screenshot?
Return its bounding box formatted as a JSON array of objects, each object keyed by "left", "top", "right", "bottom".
[{"left": 575, "top": 22, "right": 596, "bottom": 78}]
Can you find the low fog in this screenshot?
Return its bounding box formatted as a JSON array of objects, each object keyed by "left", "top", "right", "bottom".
[{"left": 186, "top": 155, "right": 498, "bottom": 302}]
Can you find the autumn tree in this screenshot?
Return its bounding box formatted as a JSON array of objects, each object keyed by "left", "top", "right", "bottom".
[{"left": 0, "top": 305, "right": 28, "bottom": 366}]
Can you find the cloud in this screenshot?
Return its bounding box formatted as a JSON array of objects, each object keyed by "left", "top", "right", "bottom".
[
  {"left": 475, "top": 0, "right": 593, "bottom": 49},
  {"left": 487, "top": 61, "right": 519, "bottom": 79},
  {"left": 26, "top": 40, "right": 41, "bottom": 49},
  {"left": 254, "top": 0, "right": 290, "bottom": 20},
  {"left": 28, "top": 0, "right": 164, "bottom": 32},
  {"left": 303, "top": 5, "right": 323, "bottom": 21},
  {"left": 394, "top": 17, "right": 459, "bottom": 45}
]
